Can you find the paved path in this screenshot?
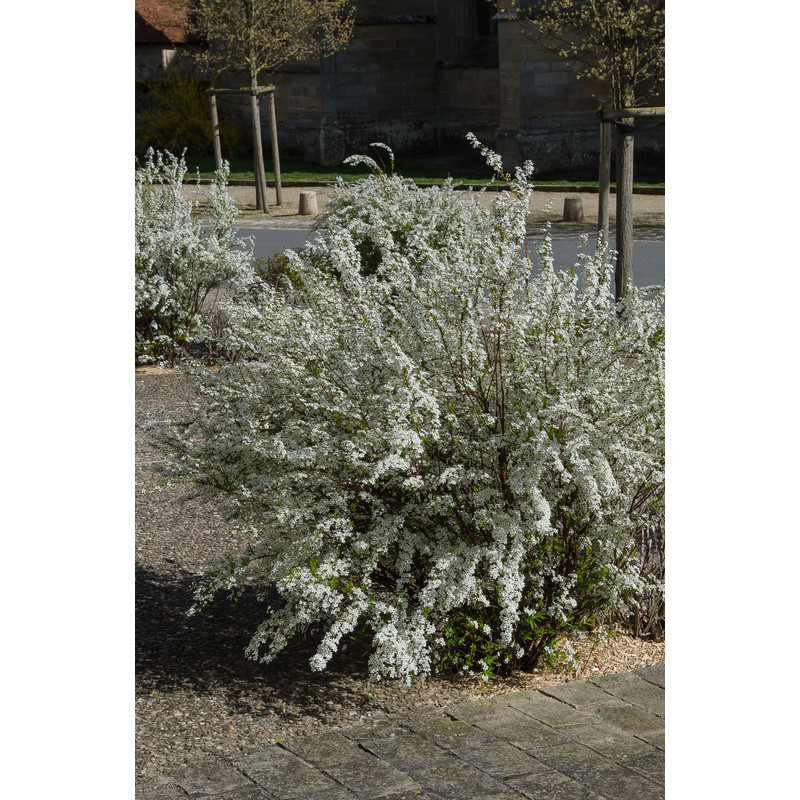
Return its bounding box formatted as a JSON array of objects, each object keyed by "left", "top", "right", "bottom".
[
  {"left": 232, "top": 217, "right": 664, "bottom": 244},
  {"left": 137, "top": 664, "right": 664, "bottom": 800},
  {"left": 189, "top": 182, "right": 665, "bottom": 241}
]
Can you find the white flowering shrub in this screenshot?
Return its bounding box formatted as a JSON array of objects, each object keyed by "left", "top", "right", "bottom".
[
  {"left": 166, "top": 139, "right": 664, "bottom": 682},
  {"left": 135, "top": 148, "right": 254, "bottom": 364},
  {"left": 314, "top": 143, "right": 482, "bottom": 278}
]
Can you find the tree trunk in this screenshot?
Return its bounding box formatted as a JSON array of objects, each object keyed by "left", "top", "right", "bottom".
[
  {"left": 249, "top": 77, "right": 269, "bottom": 213},
  {"left": 615, "top": 118, "right": 635, "bottom": 300},
  {"left": 267, "top": 90, "right": 283, "bottom": 206},
  {"left": 209, "top": 93, "right": 222, "bottom": 173}
]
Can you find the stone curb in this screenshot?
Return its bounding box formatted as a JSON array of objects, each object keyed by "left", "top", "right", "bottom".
[{"left": 137, "top": 664, "right": 664, "bottom": 800}]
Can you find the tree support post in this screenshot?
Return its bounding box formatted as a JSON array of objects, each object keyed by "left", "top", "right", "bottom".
[
  {"left": 206, "top": 85, "right": 279, "bottom": 214},
  {"left": 249, "top": 87, "right": 270, "bottom": 212},
  {"left": 209, "top": 93, "right": 223, "bottom": 173},
  {"left": 597, "top": 110, "right": 612, "bottom": 247},
  {"left": 267, "top": 90, "right": 283, "bottom": 206},
  {"left": 598, "top": 106, "right": 664, "bottom": 299},
  {"left": 614, "top": 117, "right": 635, "bottom": 300}
]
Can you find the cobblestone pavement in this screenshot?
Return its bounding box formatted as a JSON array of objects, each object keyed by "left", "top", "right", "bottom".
[{"left": 137, "top": 664, "right": 664, "bottom": 800}]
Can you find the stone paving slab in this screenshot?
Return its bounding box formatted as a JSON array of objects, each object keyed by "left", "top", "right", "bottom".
[
  {"left": 589, "top": 673, "right": 665, "bottom": 716},
  {"left": 280, "top": 732, "right": 367, "bottom": 768},
  {"left": 588, "top": 701, "right": 664, "bottom": 736},
  {"left": 165, "top": 754, "right": 258, "bottom": 796},
  {"left": 469, "top": 711, "right": 580, "bottom": 753},
  {"left": 358, "top": 731, "right": 457, "bottom": 772},
  {"left": 556, "top": 719, "right": 659, "bottom": 762},
  {"left": 505, "top": 767, "right": 607, "bottom": 800},
  {"left": 138, "top": 782, "right": 191, "bottom": 800},
  {"left": 634, "top": 664, "right": 666, "bottom": 689},
  {"left": 319, "top": 747, "right": 422, "bottom": 799},
  {"left": 496, "top": 693, "right": 600, "bottom": 728},
  {"left": 615, "top": 747, "right": 666, "bottom": 785},
  {"left": 635, "top": 728, "right": 666, "bottom": 751},
  {"left": 400, "top": 712, "right": 498, "bottom": 751},
  {"left": 234, "top": 747, "right": 345, "bottom": 798},
  {"left": 446, "top": 740, "right": 552, "bottom": 781},
  {"left": 138, "top": 664, "right": 665, "bottom": 800},
  {"left": 199, "top": 788, "right": 269, "bottom": 800},
  {"left": 540, "top": 680, "right": 628, "bottom": 710},
  {"left": 532, "top": 742, "right": 664, "bottom": 800},
  {"left": 409, "top": 759, "right": 525, "bottom": 799}
]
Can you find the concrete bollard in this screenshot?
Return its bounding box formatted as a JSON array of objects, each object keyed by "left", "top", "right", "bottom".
[
  {"left": 563, "top": 196, "right": 584, "bottom": 222},
  {"left": 298, "top": 191, "right": 319, "bottom": 216}
]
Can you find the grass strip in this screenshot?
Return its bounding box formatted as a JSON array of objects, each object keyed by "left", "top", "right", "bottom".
[{"left": 181, "top": 156, "right": 664, "bottom": 189}]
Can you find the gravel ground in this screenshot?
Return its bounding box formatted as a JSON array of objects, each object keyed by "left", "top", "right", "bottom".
[
  {"left": 184, "top": 183, "right": 665, "bottom": 230},
  {"left": 136, "top": 370, "right": 664, "bottom": 788}
]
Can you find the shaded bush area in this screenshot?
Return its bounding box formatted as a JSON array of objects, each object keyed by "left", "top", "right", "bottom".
[{"left": 136, "top": 62, "right": 249, "bottom": 161}]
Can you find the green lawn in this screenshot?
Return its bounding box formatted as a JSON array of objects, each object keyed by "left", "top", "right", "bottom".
[
  {"left": 184, "top": 155, "right": 664, "bottom": 188},
  {"left": 186, "top": 155, "right": 495, "bottom": 183}
]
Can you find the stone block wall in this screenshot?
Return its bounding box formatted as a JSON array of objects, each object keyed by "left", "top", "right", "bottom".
[
  {"left": 317, "top": 17, "right": 441, "bottom": 164},
  {"left": 282, "top": 1, "right": 504, "bottom": 165},
  {"left": 135, "top": 2, "right": 664, "bottom": 178},
  {"left": 434, "top": 65, "right": 499, "bottom": 148},
  {"left": 496, "top": 20, "right": 664, "bottom": 178},
  {"left": 271, "top": 69, "right": 323, "bottom": 162}
]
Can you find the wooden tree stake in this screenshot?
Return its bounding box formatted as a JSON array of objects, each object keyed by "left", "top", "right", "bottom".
[
  {"left": 267, "top": 90, "right": 283, "bottom": 206},
  {"left": 615, "top": 118, "right": 635, "bottom": 300},
  {"left": 209, "top": 93, "right": 222, "bottom": 173},
  {"left": 597, "top": 118, "right": 612, "bottom": 244},
  {"left": 250, "top": 89, "right": 269, "bottom": 212}
]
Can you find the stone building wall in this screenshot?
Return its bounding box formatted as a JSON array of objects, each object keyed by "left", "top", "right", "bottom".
[
  {"left": 135, "top": 1, "right": 664, "bottom": 177},
  {"left": 493, "top": 17, "right": 663, "bottom": 177},
  {"left": 317, "top": 16, "right": 441, "bottom": 164},
  {"left": 313, "top": 0, "right": 503, "bottom": 164}
]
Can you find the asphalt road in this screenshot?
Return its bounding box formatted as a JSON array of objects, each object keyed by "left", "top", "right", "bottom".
[{"left": 236, "top": 228, "right": 665, "bottom": 290}]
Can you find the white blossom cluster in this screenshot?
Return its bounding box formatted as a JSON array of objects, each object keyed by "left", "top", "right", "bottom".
[
  {"left": 135, "top": 148, "right": 255, "bottom": 364},
  {"left": 167, "top": 138, "right": 665, "bottom": 682}
]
